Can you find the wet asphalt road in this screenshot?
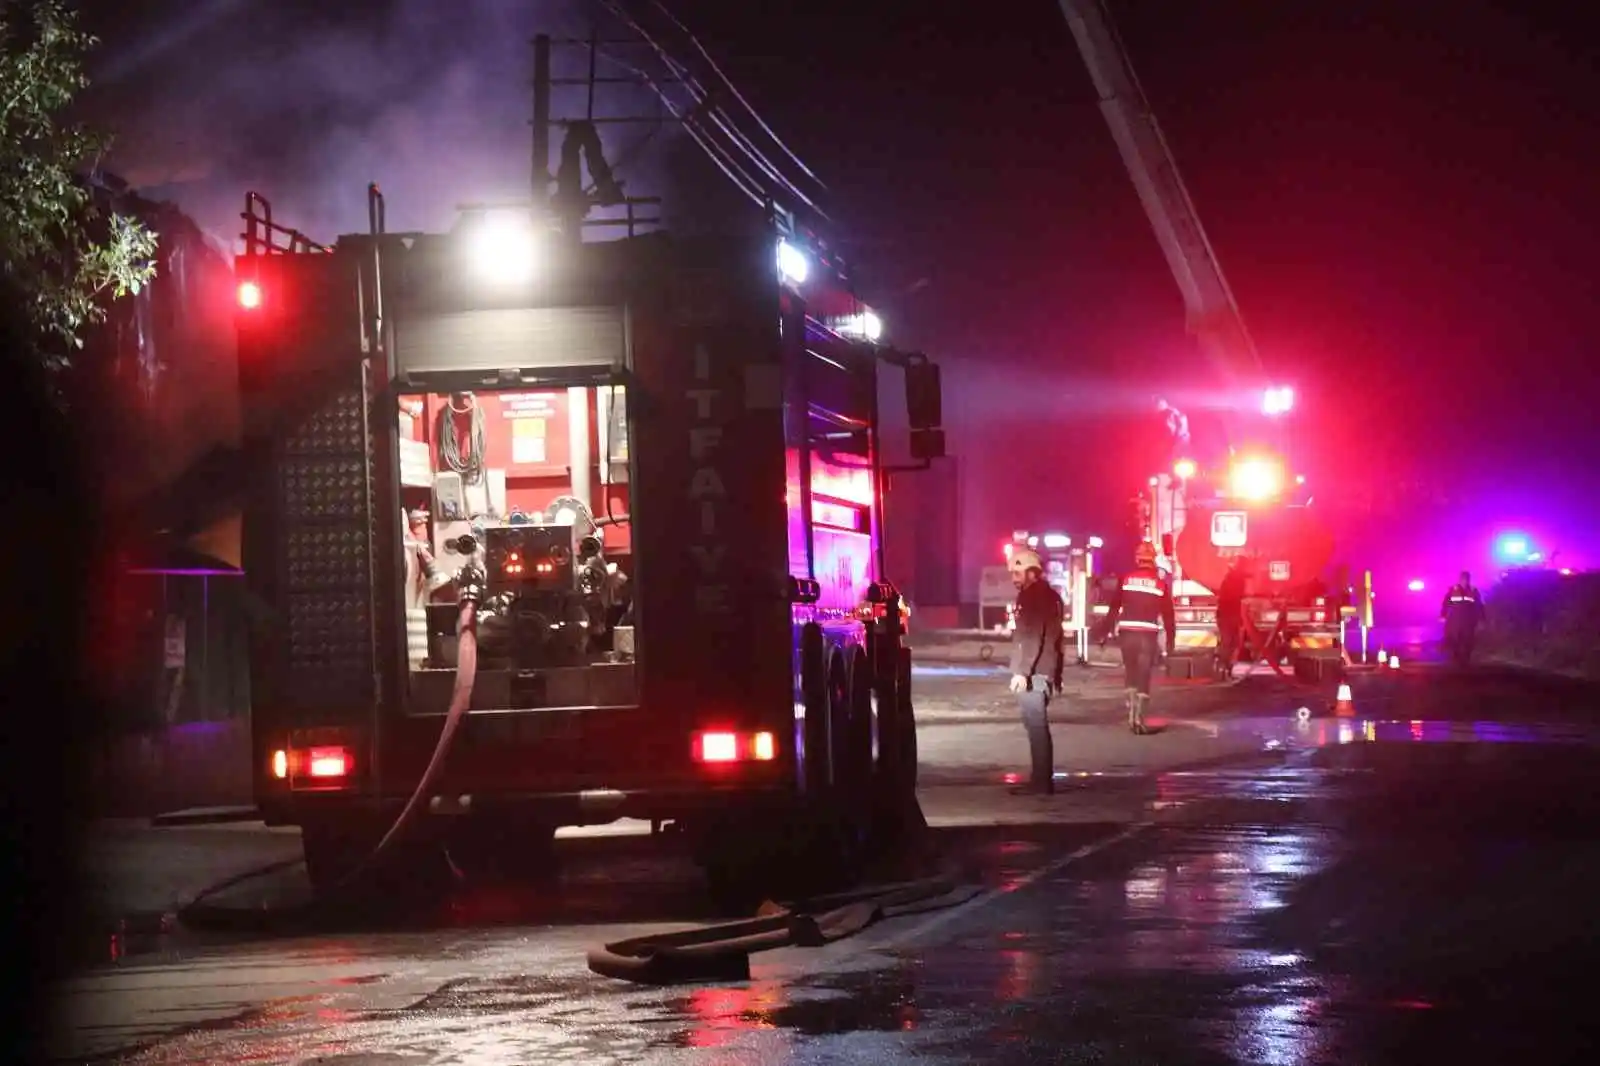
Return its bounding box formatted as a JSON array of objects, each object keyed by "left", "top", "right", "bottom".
[{"left": 55, "top": 664, "right": 1600, "bottom": 1064}]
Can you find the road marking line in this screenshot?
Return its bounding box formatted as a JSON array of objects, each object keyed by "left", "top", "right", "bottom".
[
  {"left": 757, "top": 821, "right": 1156, "bottom": 984},
  {"left": 876, "top": 821, "right": 1154, "bottom": 950}
]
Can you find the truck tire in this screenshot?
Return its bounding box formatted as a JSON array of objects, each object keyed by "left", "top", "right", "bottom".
[
  {"left": 697, "top": 803, "right": 861, "bottom": 915},
  {"left": 893, "top": 646, "right": 918, "bottom": 792},
  {"left": 445, "top": 820, "right": 560, "bottom": 887},
  {"left": 870, "top": 646, "right": 922, "bottom": 850},
  {"left": 800, "top": 624, "right": 829, "bottom": 795},
  {"left": 301, "top": 818, "right": 454, "bottom": 913},
  {"left": 301, "top": 821, "right": 363, "bottom": 896},
  {"left": 826, "top": 649, "right": 852, "bottom": 791},
  {"left": 844, "top": 647, "right": 875, "bottom": 808}
]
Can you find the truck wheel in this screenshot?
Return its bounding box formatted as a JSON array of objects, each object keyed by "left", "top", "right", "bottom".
[
  {"left": 845, "top": 648, "right": 876, "bottom": 808},
  {"left": 894, "top": 646, "right": 918, "bottom": 792},
  {"left": 445, "top": 820, "right": 560, "bottom": 886},
  {"left": 301, "top": 819, "right": 454, "bottom": 914},
  {"left": 870, "top": 647, "right": 923, "bottom": 851},
  {"left": 800, "top": 624, "right": 829, "bottom": 795},
  {"left": 301, "top": 821, "right": 364, "bottom": 896},
  {"left": 826, "top": 650, "right": 852, "bottom": 791},
  {"left": 695, "top": 805, "right": 858, "bottom": 915}
]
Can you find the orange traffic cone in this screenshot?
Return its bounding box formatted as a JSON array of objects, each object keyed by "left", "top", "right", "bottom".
[{"left": 1334, "top": 681, "right": 1355, "bottom": 717}]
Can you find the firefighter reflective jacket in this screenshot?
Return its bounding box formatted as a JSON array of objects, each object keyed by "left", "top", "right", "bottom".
[
  {"left": 1441, "top": 584, "right": 1484, "bottom": 627},
  {"left": 1097, "top": 565, "right": 1177, "bottom": 641}
]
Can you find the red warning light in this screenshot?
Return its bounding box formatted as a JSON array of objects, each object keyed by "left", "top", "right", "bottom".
[{"left": 237, "top": 280, "right": 262, "bottom": 309}]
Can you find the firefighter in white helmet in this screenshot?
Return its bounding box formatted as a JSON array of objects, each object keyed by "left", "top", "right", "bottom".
[
  {"left": 1007, "top": 546, "right": 1065, "bottom": 794},
  {"left": 1091, "top": 540, "right": 1176, "bottom": 734}
]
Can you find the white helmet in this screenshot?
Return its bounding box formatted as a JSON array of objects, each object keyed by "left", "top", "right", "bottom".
[{"left": 1009, "top": 548, "right": 1043, "bottom": 578}]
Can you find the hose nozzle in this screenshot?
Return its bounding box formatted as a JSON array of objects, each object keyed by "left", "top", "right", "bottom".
[{"left": 457, "top": 563, "right": 488, "bottom": 607}]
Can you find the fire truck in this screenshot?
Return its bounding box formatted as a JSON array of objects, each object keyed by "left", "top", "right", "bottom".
[
  {"left": 982, "top": 531, "right": 1108, "bottom": 662},
  {"left": 1055, "top": 2, "right": 1358, "bottom": 678},
  {"left": 232, "top": 183, "right": 944, "bottom": 903},
  {"left": 1140, "top": 454, "right": 1350, "bottom": 678}
]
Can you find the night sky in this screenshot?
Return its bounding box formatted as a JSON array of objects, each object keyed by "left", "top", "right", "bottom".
[{"left": 72, "top": 0, "right": 1600, "bottom": 585}]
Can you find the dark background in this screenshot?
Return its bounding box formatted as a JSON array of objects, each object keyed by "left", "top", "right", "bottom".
[{"left": 72, "top": 0, "right": 1600, "bottom": 591}]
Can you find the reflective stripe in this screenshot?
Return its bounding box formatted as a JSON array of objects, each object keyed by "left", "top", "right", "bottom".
[
  {"left": 1120, "top": 584, "right": 1164, "bottom": 595},
  {"left": 1119, "top": 620, "right": 1161, "bottom": 630}
]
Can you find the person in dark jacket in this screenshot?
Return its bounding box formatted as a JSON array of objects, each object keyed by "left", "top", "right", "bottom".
[
  {"left": 1216, "top": 555, "right": 1250, "bottom": 682},
  {"left": 1440, "top": 570, "right": 1485, "bottom": 666},
  {"left": 1007, "top": 547, "right": 1065, "bottom": 795},
  {"left": 1092, "top": 541, "right": 1177, "bottom": 734}
]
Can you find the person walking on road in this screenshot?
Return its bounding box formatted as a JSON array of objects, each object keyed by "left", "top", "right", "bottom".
[
  {"left": 1441, "top": 570, "right": 1485, "bottom": 666},
  {"left": 1216, "top": 555, "right": 1250, "bottom": 682},
  {"left": 1007, "top": 547, "right": 1064, "bottom": 795},
  {"left": 1092, "top": 541, "right": 1177, "bottom": 735}
]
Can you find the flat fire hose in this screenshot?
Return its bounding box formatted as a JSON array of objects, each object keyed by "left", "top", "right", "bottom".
[{"left": 586, "top": 875, "right": 981, "bottom": 985}]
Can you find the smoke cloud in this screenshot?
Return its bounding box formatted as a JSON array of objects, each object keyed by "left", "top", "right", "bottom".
[{"left": 81, "top": 0, "right": 723, "bottom": 246}]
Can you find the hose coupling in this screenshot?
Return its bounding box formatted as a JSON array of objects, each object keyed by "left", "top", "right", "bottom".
[{"left": 457, "top": 563, "right": 488, "bottom": 607}]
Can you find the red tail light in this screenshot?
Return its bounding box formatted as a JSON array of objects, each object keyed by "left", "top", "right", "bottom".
[
  {"left": 307, "top": 747, "right": 351, "bottom": 777},
  {"left": 698, "top": 732, "right": 739, "bottom": 763},
  {"left": 237, "top": 280, "right": 262, "bottom": 309},
  {"left": 269, "top": 743, "right": 356, "bottom": 788},
  {"left": 693, "top": 731, "right": 778, "bottom": 764}
]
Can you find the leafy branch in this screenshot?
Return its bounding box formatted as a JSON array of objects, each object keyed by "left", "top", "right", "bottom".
[{"left": 1, "top": 0, "right": 158, "bottom": 370}]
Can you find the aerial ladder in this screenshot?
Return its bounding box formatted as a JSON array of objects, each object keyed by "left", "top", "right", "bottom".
[
  {"left": 1055, "top": 0, "right": 1265, "bottom": 401},
  {"left": 1056, "top": 3, "right": 1356, "bottom": 678}
]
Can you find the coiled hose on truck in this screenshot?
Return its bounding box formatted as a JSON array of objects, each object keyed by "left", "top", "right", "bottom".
[{"left": 178, "top": 585, "right": 484, "bottom": 928}]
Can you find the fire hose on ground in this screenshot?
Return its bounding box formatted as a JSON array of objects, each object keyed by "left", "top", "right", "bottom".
[
  {"left": 177, "top": 572, "right": 486, "bottom": 929},
  {"left": 586, "top": 876, "right": 982, "bottom": 985}
]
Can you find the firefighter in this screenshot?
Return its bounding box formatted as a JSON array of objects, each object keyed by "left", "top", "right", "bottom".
[
  {"left": 1092, "top": 541, "right": 1176, "bottom": 734},
  {"left": 1216, "top": 555, "right": 1250, "bottom": 682},
  {"left": 1007, "top": 547, "right": 1065, "bottom": 795},
  {"left": 1440, "top": 570, "right": 1485, "bottom": 666}
]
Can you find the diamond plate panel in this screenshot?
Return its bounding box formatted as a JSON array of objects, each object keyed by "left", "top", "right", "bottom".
[
  {"left": 279, "top": 457, "right": 370, "bottom": 522},
  {"left": 284, "top": 591, "right": 373, "bottom": 702},
  {"left": 283, "top": 527, "right": 371, "bottom": 591},
  {"left": 283, "top": 389, "right": 365, "bottom": 455},
  {"left": 268, "top": 383, "right": 382, "bottom": 713}
]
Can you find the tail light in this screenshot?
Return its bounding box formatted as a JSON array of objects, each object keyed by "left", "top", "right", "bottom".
[
  {"left": 692, "top": 731, "right": 778, "bottom": 765},
  {"left": 269, "top": 744, "right": 356, "bottom": 788},
  {"left": 307, "top": 747, "right": 351, "bottom": 777},
  {"left": 237, "top": 280, "right": 262, "bottom": 309}
]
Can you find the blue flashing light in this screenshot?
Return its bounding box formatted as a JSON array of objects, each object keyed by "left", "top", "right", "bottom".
[{"left": 1497, "top": 535, "right": 1529, "bottom": 559}]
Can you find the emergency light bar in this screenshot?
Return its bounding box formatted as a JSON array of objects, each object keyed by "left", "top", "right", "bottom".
[
  {"left": 1229, "top": 456, "right": 1285, "bottom": 501},
  {"left": 835, "top": 310, "right": 883, "bottom": 341}
]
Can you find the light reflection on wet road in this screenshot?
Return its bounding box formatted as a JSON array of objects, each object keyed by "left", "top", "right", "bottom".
[{"left": 59, "top": 669, "right": 1600, "bottom": 1065}]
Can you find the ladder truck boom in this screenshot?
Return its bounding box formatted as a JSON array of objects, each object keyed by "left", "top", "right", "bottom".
[{"left": 1056, "top": 0, "right": 1261, "bottom": 386}]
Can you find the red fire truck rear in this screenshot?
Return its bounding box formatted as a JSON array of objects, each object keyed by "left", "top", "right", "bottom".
[
  {"left": 233, "top": 185, "right": 945, "bottom": 903},
  {"left": 1140, "top": 452, "right": 1352, "bottom": 680}
]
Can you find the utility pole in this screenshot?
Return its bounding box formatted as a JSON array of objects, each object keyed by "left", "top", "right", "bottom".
[{"left": 531, "top": 33, "right": 552, "bottom": 214}]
